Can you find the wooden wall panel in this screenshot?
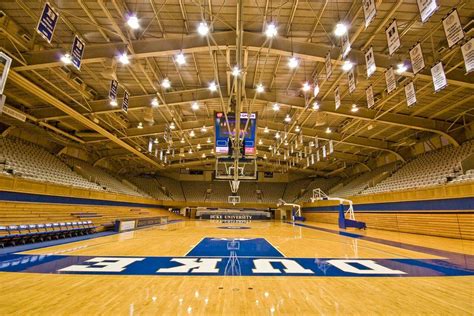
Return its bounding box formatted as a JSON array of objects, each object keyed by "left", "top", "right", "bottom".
[{"left": 303, "top": 212, "right": 474, "bottom": 240}]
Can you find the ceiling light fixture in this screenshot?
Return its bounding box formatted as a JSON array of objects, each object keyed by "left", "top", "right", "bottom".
[
  {"left": 284, "top": 114, "right": 291, "bottom": 123},
  {"left": 197, "top": 143, "right": 201, "bottom": 150},
  {"left": 256, "top": 83, "right": 265, "bottom": 93},
  {"left": 302, "top": 82, "right": 311, "bottom": 92},
  {"left": 272, "top": 103, "right": 280, "bottom": 111},
  {"left": 151, "top": 98, "right": 159, "bottom": 107},
  {"left": 334, "top": 23, "right": 348, "bottom": 37},
  {"left": 231, "top": 66, "right": 241, "bottom": 77},
  {"left": 201, "top": 153, "right": 206, "bottom": 158},
  {"left": 118, "top": 53, "right": 130, "bottom": 65},
  {"left": 60, "top": 53, "right": 72, "bottom": 65},
  {"left": 207, "top": 137, "right": 211, "bottom": 143},
  {"left": 161, "top": 78, "right": 171, "bottom": 89},
  {"left": 288, "top": 56, "right": 299, "bottom": 69},
  {"left": 342, "top": 60, "right": 353, "bottom": 72},
  {"left": 201, "top": 125, "right": 207, "bottom": 133},
  {"left": 137, "top": 122, "right": 143, "bottom": 129},
  {"left": 175, "top": 52, "right": 186, "bottom": 65},
  {"left": 258, "top": 139, "right": 263, "bottom": 145},
  {"left": 264, "top": 126, "right": 269, "bottom": 133},
  {"left": 295, "top": 125, "right": 301, "bottom": 132},
  {"left": 109, "top": 99, "right": 118, "bottom": 107},
  {"left": 127, "top": 15, "right": 140, "bottom": 29},
  {"left": 189, "top": 130, "right": 195, "bottom": 137},
  {"left": 275, "top": 132, "right": 281, "bottom": 139},
  {"left": 208, "top": 81, "right": 218, "bottom": 92},
  {"left": 197, "top": 22, "right": 209, "bottom": 36},
  {"left": 351, "top": 104, "right": 359, "bottom": 112},
  {"left": 180, "top": 137, "right": 185, "bottom": 144},
  {"left": 312, "top": 102, "right": 320, "bottom": 110},
  {"left": 265, "top": 22, "right": 278, "bottom": 38},
  {"left": 153, "top": 138, "right": 159, "bottom": 144},
  {"left": 169, "top": 121, "right": 176, "bottom": 129},
  {"left": 325, "top": 127, "right": 332, "bottom": 134},
  {"left": 396, "top": 62, "right": 408, "bottom": 74},
  {"left": 191, "top": 101, "right": 200, "bottom": 111}
]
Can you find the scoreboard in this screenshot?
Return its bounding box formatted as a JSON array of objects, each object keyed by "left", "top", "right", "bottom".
[{"left": 215, "top": 112, "right": 257, "bottom": 155}]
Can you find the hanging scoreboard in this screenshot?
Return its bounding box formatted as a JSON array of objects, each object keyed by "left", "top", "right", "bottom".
[{"left": 215, "top": 112, "right": 257, "bottom": 156}]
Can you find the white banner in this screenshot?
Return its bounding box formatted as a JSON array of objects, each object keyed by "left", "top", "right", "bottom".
[
  {"left": 365, "top": 47, "right": 376, "bottom": 78},
  {"left": 442, "top": 9, "right": 464, "bottom": 48},
  {"left": 385, "top": 67, "right": 396, "bottom": 94},
  {"left": 348, "top": 68, "right": 356, "bottom": 94},
  {"left": 341, "top": 32, "right": 351, "bottom": 58},
  {"left": 334, "top": 87, "right": 341, "bottom": 110},
  {"left": 325, "top": 52, "right": 332, "bottom": 79},
  {"left": 362, "top": 0, "right": 377, "bottom": 28},
  {"left": 311, "top": 154, "right": 315, "bottom": 165},
  {"left": 329, "top": 140, "right": 334, "bottom": 154},
  {"left": 405, "top": 82, "right": 417, "bottom": 107},
  {"left": 366, "top": 85, "right": 375, "bottom": 109},
  {"left": 0, "top": 52, "right": 12, "bottom": 95},
  {"left": 322, "top": 145, "right": 327, "bottom": 158},
  {"left": 386, "top": 19, "right": 400, "bottom": 56},
  {"left": 461, "top": 38, "right": 474, "bottom": 74},
  {"left": 316, "top": 151, "right": 320, "bottom": 162},
  {"left": 409, "top": 43, "right": 425, "bottom": 75},
  {"left": 417, "top": 0, "right": 438, "bottom": 23},
  {"left": 313, "top": 79, "right": 320, "bottom": 97},
  {"left": 431, "top": 62, "right": 447, "bottom": 92}
]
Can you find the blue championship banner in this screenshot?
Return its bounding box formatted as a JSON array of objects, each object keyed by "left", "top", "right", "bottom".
[
  {"left": 122, "top": 90, "right": 130, "bottom": 113},
  {"left": 71, "top": 36, "right": 85, "bottom": 70},
  {"left": 109, "top": 80, "right": 118, "bottom": 101},
  {"left": 36, "top": 2, "right": 59, "bottom": 43}
]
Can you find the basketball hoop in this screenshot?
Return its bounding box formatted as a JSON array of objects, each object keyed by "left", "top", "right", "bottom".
[{"left": 228, "top": 195, "right": 241, "bottom": 205}]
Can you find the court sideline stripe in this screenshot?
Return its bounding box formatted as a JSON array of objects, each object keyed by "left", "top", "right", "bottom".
[{"left": 286, "top": 221, "right": 474, "bottom": 269}]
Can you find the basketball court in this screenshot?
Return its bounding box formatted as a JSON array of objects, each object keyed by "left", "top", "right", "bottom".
[
  {"left": 0, "top": 0, "right": 473, "bottom": 314},
  {"left": 1, "top": 220, "right": 472, "bottom": 314}
]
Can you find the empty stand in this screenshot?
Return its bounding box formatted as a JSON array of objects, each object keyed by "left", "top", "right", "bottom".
[
  {"left": 0, "top": 137, "right": 102, "bottom": 191},
  {"left": 363, "top": 141, "right": 474, "bottom": 195}
]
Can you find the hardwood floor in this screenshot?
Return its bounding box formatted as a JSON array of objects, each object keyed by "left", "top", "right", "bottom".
[{"left": 1, "top": 220, "right": 473, "bottom": 315}]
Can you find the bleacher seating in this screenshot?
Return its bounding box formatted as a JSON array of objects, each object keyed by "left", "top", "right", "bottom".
[
  {"left": 330, "top": 163, "right": 400, "bottom": 197},
  {"left": 0, "top": 220, "right": 96, "bottom": 247},
  {"left": 62, "top": 157, "right": 149, "bottom": 197},
  {"left": 0, "top": 137, "right": 102, "bottom": 191},
  {"left": 126, "top": 177, "right": 173, "bottom": 200},
  {"left": 363, "top": 141, "right": 474, "bottom": 195},
  {"left": 450, "top": 169, "right": 474, "bottom": 184}
]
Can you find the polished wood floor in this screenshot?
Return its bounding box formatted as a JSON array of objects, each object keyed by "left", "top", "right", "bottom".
[{"left": 1, "top": 220, "right": 473, "bottom": 315}]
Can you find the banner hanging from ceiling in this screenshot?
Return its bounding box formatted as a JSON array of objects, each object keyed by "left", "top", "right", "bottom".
[
  {"left": 71, "top": 36, "right": 85, "bottom": 70},
  {"left": 365, "top": 47, "right": 376, "bottom": 78},
  {"left": 409, "top": 43, "right": 425, "bottom": 75},
  {"left": 325, "top": 52, "right": 332, "bottom": 79},
  {"left": 386, "top": 19, "right": 401, "bottom": 56},
  {"left": 341, "top": 32, "right": 351, "bottom": 58},
  {"left": 122, "top": 90, "right": 130, "bottom": 113},
  {"left": 442, "top": 9, "right": 464, "bottom": 48},
  {"left": 405, "top": 82, "right": 417, "bottom": 107},
  {"left": 366, "top": 85, "right": 375, "bottom": 109},
  {"left": 431, "top": 62, "right": 447, "bottom": 92},
  {"left": 417, "top": 0, "right": 438, "bottom": 23},
  {"left": 385, "top": 67, "right": 396, "bottom": 94},
  {"left": 0, "top": 52, "right": 12, "bottom": 95},
  {"left": 461, "top": 38, "right": 474, "bottom": 74},
  {"left": 109, "top": 80, "right": 118, "bottom": 102},
  {"left": 362, "top": 0, "right": 377, "bottom": 28},
  {"left": 36, "top": 2, "right": 59, "bottom": 43},
  {"left": 348, "top": 68, "right": 356, "bottom": 94},
  {"left": 334, "top": 86, "right": 341, "bottom": 110}
]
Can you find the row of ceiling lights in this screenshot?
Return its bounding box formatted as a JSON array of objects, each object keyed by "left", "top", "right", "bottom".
[{"left": 60, "top": 14, "right": 400, "bottom": 162}]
